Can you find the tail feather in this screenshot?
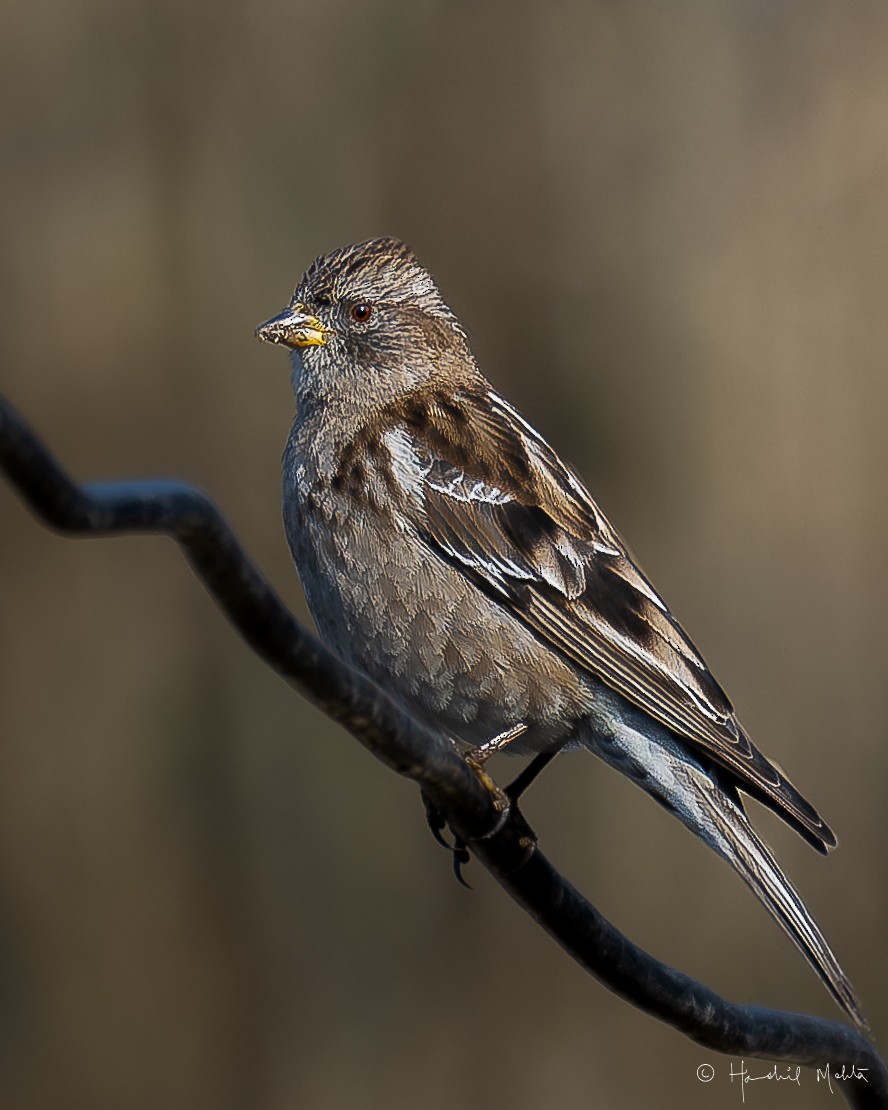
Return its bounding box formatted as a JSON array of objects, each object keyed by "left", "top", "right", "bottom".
[
  {"left": 583, "top": 712, "right": 866, "bottom": 1031},
  {"left": 699, "top": 776, "right": 866, "bottom": 1032}
]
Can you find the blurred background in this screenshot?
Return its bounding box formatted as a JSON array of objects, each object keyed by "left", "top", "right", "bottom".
[{"left": 2, "top": 1, "right": 887, "bottom": 1107}]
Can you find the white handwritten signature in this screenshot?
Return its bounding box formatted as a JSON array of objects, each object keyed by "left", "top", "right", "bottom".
[{"left": 695, "top": 1059, "right": 868, "bottom": 1101}]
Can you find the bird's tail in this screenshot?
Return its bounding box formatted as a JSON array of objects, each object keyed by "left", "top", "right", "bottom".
[
  {"left": 692, "top": 772, "right": 866, "bottom": 1032},
  {"left": 584, "top": 714, "right": 866, "bottom": 1031}
]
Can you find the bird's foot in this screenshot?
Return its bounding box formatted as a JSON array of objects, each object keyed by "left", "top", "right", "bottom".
[{"left": 423, "top": 735, "right": 546, "bottom": 886}]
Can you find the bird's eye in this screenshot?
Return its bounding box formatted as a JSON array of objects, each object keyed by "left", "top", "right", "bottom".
[{"left": 350, "top": 302, "right": 373, "bottom": 323}]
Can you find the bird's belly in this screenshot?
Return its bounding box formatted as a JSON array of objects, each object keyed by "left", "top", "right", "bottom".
[{"left": 289, "top": 500, "right": 593, "bottom": 750}]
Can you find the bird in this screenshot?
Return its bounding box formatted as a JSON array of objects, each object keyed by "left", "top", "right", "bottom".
[{"left": 256, "top": 236, "right": 864, "bottom": 1030}]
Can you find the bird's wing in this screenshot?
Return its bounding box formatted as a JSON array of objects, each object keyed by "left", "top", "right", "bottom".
[{"left": 386, "top": 385, "right": 834, "bottom": 851}]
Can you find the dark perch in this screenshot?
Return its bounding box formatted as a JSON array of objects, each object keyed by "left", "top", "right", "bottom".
[{"left": 1, "top": 395, "right": 885, "bottom": 1108}]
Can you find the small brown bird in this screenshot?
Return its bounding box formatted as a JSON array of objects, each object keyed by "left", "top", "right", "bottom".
[{"left": 257, "top": 237, "right": 863, "bottom": 1029}]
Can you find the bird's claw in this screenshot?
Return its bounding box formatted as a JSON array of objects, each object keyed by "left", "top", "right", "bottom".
[
  {"left": 422, "top": 790, "right": 474, "bottom": 885},
  {"left": 452, "top": 836, "right": 472, "bottom": 888},
  {"left": 422, "top": 789, "right": 451, "bottom": 848}
]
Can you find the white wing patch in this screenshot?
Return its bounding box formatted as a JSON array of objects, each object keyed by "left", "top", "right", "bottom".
[
  {"left": 384, "top": 425, "right": 431, "bottom": 497},
  {"left": 427, "top": 469, "right": 513, "bottom": 505}
]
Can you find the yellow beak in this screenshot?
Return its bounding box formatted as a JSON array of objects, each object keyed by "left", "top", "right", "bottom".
[{"left": 255, "top": 303, "right": 331, "bottom": 349}]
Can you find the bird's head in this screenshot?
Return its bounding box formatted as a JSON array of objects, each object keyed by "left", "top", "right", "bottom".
[{"left": 256, "top": 238, "right": 473, "bottom": 415}]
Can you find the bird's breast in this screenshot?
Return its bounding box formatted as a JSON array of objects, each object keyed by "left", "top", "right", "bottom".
[{"left": 282, "top": 429, "right": 594, "bottom": 750}]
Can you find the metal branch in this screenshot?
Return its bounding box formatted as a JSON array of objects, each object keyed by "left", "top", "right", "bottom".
[{"left": 2, "top": 394, "right": 884, "bottom": 1108}]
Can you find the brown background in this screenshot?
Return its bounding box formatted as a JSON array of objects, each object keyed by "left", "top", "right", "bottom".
[{"left": 1, "top": 2, "right": 887, "bottom": 1107}]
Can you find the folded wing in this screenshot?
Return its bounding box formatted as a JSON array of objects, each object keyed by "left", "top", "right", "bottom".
[{"left": 390, "top": 385, "right": 835, "bottom": 852}]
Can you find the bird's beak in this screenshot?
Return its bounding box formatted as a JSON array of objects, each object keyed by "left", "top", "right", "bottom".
[{"left": 255, "top": 303, "right": 331, "bottom": 349}]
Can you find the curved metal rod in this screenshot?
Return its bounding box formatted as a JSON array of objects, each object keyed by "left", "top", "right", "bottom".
[{"left": 1, "top": 394, "right": 884, "bottom": 1108}]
